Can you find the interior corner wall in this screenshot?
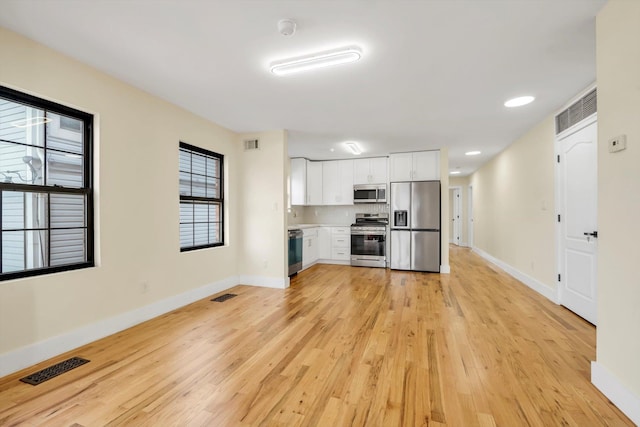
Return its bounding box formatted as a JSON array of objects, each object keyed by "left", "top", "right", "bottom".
[
  {"left": 469, "top": 116, "right": 556, "bottom": 291},
  {"left": 236, "top": 130, "right": 288, "bottom": 287},
  {"left": 0, "top": 27, "right": 241, "bottom": 370},
  {"left": 594, "top": 0, "right": 640, "bottom": 410}
]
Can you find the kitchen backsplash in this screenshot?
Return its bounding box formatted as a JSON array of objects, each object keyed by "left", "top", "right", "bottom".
[{"left": 288, "top": 203, "right": 389, "bottom": 225}]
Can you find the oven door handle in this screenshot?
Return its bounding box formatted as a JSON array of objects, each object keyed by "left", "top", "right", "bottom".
[{"left": 351, "top": 230, "right": 387, "bottom": 236}]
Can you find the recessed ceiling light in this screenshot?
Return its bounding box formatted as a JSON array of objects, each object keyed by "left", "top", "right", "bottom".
[
  {"left": 465, "top": 151, "right": 481, "bottom": 156},
  {"left": 504, "top": 96, "right": 535, "bottom": 108},
  {"left": 11, "top": 117, "right": 51, "bottom": 128},
  {"left": 344, "top": 141, "right": 362, "bottom": 155},
  {"left": 450, "top": 171, "right": 461, "bottom": 175},
  {"left": 270, "top": 45, "right": 362, "bottom": 76}
]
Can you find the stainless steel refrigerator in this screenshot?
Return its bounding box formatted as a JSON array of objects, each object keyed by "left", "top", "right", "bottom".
[{"left": 390, "top": 181, "right": 440, "bottom": 272}]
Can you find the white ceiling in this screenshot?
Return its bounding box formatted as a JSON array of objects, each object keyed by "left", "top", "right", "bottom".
[{"left": 0, "top": 0, "right": 605, "bottom": 175}]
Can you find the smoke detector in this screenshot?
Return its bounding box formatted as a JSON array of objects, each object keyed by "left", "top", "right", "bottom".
[{"left": 278, "top": 19, "right": 296, "bottom": 37}]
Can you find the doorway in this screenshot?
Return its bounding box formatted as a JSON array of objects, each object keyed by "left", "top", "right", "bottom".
[
  {"left": 449, "top": 187, "right": 461, "bottom": 246},
  {"left": 556, "top": 117, "right": 598, "bottom": 324},
  {"left": 468, "top": 185, "right": 473, "bottom": 248}
]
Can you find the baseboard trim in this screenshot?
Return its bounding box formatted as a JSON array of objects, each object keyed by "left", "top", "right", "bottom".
[
  {"left": 440, "top": 264, "right": 451, "bottom": 274},
  {"left": 472, "top": 247, "right": 559, "bottom": 303},
  {"left": 317, "top": 259, "right": 351, "bottom": 266},
  {"left": 237, "top": 275, "right": 289, "bottom": 289},
  {"left": 0, "top": 276, "right": 241, "bottom": 378},
  {"left": 592, "top": 361, "right": 640, "bottom": 425}
]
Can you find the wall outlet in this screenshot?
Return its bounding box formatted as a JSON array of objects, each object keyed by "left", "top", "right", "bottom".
[{"left": 609, "top": 134, "right": 627, "bottom": 153}]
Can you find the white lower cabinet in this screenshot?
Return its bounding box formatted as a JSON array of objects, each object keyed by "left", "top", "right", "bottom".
[
  {"left": 330, "top": 227, "right": 351, "bottom": 262},
  {"left": 302, "top": 228, "right": 319, "bottom": 269},
  {"left": 318, "top": 227, "right": 331, "bottom": 259},
  {"left": 311, "top": 226, "right": 351, "bottom": 264}
]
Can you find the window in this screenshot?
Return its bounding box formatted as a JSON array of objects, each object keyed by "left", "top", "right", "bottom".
[
  {"left": 0, "top": 85, "right": 93, "bottom": 281},
  {"left": 179, "top": 142, "right": 223, "bottom": 251}
]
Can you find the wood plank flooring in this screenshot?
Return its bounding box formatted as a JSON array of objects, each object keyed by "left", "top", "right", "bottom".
[{"left": 0, "top": 246, "right": 633, "bottom": 426}]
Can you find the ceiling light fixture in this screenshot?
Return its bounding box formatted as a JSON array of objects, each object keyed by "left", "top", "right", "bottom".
[
  {"left": 344, "top": 141, "right": 362, "bottom": 155},
  {"left": 450, "top": 171, "right": 461, "bottom": 175},
  {"left": 504, "top": 95, "right": 535, "bottom": 107},
  {"left": 270, "top": 45, "right": 362, "bottom": 76},
  {"left": 11, "top": 117, "right": 51, "bottom": 128},
  {"left": 465, "top": 151, "right": 481, "bottom": 156}
]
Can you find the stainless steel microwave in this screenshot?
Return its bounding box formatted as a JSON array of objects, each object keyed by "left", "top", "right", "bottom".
[{"left": 353, "top": 184, "right": 387, "bottom": 204}]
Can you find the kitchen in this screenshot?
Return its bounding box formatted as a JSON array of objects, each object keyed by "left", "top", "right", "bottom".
[{"left": 288, "top": 150, "right": 444, "bottom": 276}]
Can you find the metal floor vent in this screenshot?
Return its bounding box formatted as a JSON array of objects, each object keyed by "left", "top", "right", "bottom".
[
  {"left": 211, "top": 293, "right": 237, "bottom": 303},
  {"left": 20, "top": 357, "right": 90, "bottom": 385}
]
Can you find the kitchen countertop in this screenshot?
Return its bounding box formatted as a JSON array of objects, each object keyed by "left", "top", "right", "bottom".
[{"left": 287, "top": 224, "right": 350, "bottom": 230}]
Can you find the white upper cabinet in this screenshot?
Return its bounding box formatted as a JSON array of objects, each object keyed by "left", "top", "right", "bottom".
[
  {"left": 353, "top": 157, "right": 388, "bottom": 184},
  {"left": 412, "top": 151, "right": 440, "bottom": 181},
  {"left": 290, "top": 158, "right": 323, "bottom": 205},
  {"left": 323, "top": 160, "right": 354, "bottom": 205},
  {"left": 389, "top": 151, "right": 440, "bottom": 182},
  {"left": 306, "top": 161, "right": 323, "bottom": 205},
  {"left": 290, "top": 158, "right": 306, "bottom": 205}
]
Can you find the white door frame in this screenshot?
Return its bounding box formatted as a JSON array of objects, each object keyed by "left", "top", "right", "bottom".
[
  {"left": 468, "top": 185, "right": 474, "bottom": 248},
  {"left": 555, "top": 112, "right": 598, "bottom": 310},
  {"left": 450, "top": 187, "right": 462, "bottom": 246}
]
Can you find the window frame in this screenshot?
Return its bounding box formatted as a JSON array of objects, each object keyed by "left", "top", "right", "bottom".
[
  {"left": 179, "top": 141, "right": 224, "bottom": 251},
  {"left": 0, "top": 85, "right": 94, "bottom": 281}
]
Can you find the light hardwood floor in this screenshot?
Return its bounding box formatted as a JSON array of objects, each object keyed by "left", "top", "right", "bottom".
[{"left": 0, "top": 246, "right": 632, "bottom": 426}]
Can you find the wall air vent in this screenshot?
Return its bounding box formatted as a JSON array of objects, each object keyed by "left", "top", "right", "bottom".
[
  {"left": 244, "top": 139, "right": 260, "bottom": 151},
  {"left": 555, "top": 88, "right": 597, "bottom": 135}
]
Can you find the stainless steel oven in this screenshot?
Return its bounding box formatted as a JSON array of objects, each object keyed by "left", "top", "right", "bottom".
[
  {"left": 288, "top": 229, "right": 303, "bottom": 276},
  {"left": 353, "top": 184, "right": 387, "bottom": 204},
  {"left": 351, "top": 213, "right": 388, "bottom": 268}
]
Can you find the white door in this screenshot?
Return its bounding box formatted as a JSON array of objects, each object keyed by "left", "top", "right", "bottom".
[
  {"left": 468, "top": 185, "right": 474, "bottom": 248},
  {"left": 450, "top": 188, "right": 461, "bottom": 246},
  {"left": 558, "top": 121, "right": 598, "bottom": 324}
]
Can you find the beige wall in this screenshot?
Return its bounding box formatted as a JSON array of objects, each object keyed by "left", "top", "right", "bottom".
[
  {"left": 449, "top": 176, "right": 470, "bottom": 246},
  {"left": 470, "top": 116, "right": 556, "bottom": 289},
  {"left": 596, "top": 0, "right": 640, "bottom": 399},
  {"left": 0, "top": 28, "right": 287, "bottom": 360},
  {"left": 237, "top": 131, "right": 289, "bottom": 281}
]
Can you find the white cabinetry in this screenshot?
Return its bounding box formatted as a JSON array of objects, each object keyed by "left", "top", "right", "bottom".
[
  {"left": 322, "top": 160, "right": 354, "bottom": 205},
  {"left": 306, "top": 161, "right": 323, "bottom": 205},
  {"left": 302, "top": 228, "right": 319, "bottom": 269},
  {"left": 330, "top": 227, "right": 351, "bottom": 261},
  {"left": 290, "top": 158, "right": 306, "bottom": 205},
  {"left": 354, "top": 157, "right": 388, "bottom": 184},
  {"left": 389, "top": 151, "right": 440, "bottom": 182},
  {"left": 290, "top": 159, "right": 323, "bottom": 205},
  {"left": 318, "top": 227, "right": 331, "bottom": 260}
]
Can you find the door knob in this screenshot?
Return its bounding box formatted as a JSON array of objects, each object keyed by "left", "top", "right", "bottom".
[{"left": 583, "top": 231, "right": 598, "bottom": 238}]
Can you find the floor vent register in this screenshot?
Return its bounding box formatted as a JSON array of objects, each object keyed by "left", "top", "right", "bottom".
[
  {"left": 211, "top": 293, "right": 237, "bottom": 303},
  {"left": 20, "top": 357, "right": 90, "bottom": 385}
]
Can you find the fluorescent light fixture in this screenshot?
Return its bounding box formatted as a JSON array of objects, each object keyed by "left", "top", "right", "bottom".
[
  {"left": 504, "top": 95, "right": 535, "bottom": 107},
  {"left": 465, "top": 151, "right": 481, "bottom": 156},
  {"left": 11, "top": 116, "right": 51, "bottom": 128},
  {"left": 344, "top": 141, "right": 362, "bottom": 155},
  {"left": 270, "top": 45, "right": 362, "bottom": 76},
  {"left": 450, "top": 171, "right": 461, "bottom": 175}
]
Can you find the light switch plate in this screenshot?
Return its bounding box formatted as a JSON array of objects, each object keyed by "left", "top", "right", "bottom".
[{"left": 609, "top": 134, "right": 627, "bottom": 153}]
